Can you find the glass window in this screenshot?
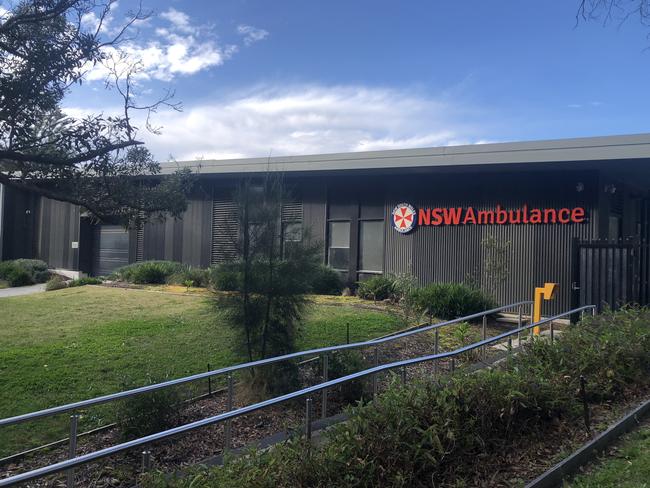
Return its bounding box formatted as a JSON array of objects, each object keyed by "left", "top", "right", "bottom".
[
  {"left": 283, "top": 222, "right": 302, "bottom": 243},
  {"left": 359, "top": 220, "right": 384, "bottom": 272},
  {"left": 282, "top": 222, "right": 302, "bottom": 258},
  {"left": 328, "top": 221, "right": 350, "bottom": 270}
]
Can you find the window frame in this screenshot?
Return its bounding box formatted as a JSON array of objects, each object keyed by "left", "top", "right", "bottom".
[
  {"left": 357, "top": 218, "right": 385, "bottom": 274},
  {"left": 327, "top": 219, "right": 351, "bottom": 272}
]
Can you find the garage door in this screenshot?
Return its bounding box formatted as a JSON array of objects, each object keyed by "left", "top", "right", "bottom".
[{"left": 93, "top": 225, "right": 129, "bottom": 276}]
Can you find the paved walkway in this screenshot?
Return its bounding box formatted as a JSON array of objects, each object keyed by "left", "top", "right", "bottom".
[{"left": 0, "top": 283, "right": 46, "bottom": 298}]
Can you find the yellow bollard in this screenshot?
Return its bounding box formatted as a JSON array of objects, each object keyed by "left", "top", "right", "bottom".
[{"left": 533, "top": 282, "right": 558, "bottom": 335}]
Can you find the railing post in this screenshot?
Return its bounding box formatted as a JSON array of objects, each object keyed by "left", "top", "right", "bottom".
[
  {"left": 507, "top": 337, "right": 512, "bottom": 357},
  {"left": 141, "top": 449, "right": 151, "bottom": 473},
  {"left": 305, "top": 398, "right": 313, "bottom": 441},
  {"left": 346, "top": 323, "right": 350, "bottom": 344},
  {"left": 482, "top": 315, "right": 487, "bottom": 360},
  {"left": 450, "top": 357, "right": 455, "bottom": 374},
  {"left": 224, "top": 373, "right": 234, "bottom": 451},
  {"left": 66, "top": 414, "right": 79, "bottom": 488},
  {"left": 550, "top": 321, "right": 554, "bottom": 343},
  {"left": 434, "top": 328, "right": 440, "bottom": 376},
  {"left": 529, "top": 303, "right": 535, "bottom": 340},
  {"left": 207, "top": 363, "right": 212, "bottom": 396},
  {"left": 517, "top": 305, "right": 522, "bottom": 347},
  {"left": 591, "top": 306, "right": 597, "bottom": 317},
  {"left": 321, "top": 354, "right": 328, "bottom": 419},
  {"left": 373, "top": 346, "right": 379, "bottom": 398},
  {"left": 401, "top": 365, "right": 407, "bottom": 384}
]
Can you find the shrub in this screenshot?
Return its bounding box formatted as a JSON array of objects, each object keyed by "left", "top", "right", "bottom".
[
  {"left": 357, "top": 275, "right": 394, "bottom": 301},
  {"left": 116, "top": 376, "right": 182, "bottom": 440},
  {"left": 112, "top": 261, "right": 185, "bottom": 284},
  {"left": 68, "top": 277, "right": 103, "bottom": 287},
  {"left": 167, "top": 266, "right": 210, "bottom": 288},
  {"left": 0, "top": 259, "right": 49, "bottom": 286},
  {"left": 209, "top": 263, "right": 241, "bottom": 291},
  {"left": 45, "top": 276, "right": 68, "bottom": 291},
  {"left": 5, "top": 267, "right": 32, "bottom": 287},
  {"left": 517, "top": 307, "right": 650, "bottom": 401},
  {"left": 327, "top": 350, "right": 368, "bottom": 404},
  {"left": 310, "top": 265, "right": 343, "bottom": 295},
  {"left": 409, "top": 282, "right": 496, "bottom": 320}
]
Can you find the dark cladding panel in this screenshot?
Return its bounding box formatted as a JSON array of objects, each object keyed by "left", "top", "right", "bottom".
[
  {"left": 301, "top": 180, "right": 326, "bottom": 261},
  {"left": 181, "top": 198, "right": 212, "bottom": 267},
  {"left": 2, "top": 186, "right": 37, "bottom": 261},
  {"left": 37, "top": 197, "right": 79, "bottom": 270},
  {"left": 143, "top": 220, "right": 166, "bottom": 260}
]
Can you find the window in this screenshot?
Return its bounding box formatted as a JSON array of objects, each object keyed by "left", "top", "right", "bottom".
[
  {"left": 359, "top": 220, "right": 383, "bottom": 272},
  {"left": 328, "top": 221, "right": 350, "bottom": 270},
  {"left": 282, "top": 222, "right": 302, "bottom": 257},
  {"left": 283, "top": 222, "right": 302, "bottom": 242}
]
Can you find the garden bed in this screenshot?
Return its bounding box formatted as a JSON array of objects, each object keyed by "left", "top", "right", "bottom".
[
  {"left": 0, "top": 316, "right": 507, "bottom": 487},
  {"left": 133, "top": 308, "right": 650, "bottom": 488}
]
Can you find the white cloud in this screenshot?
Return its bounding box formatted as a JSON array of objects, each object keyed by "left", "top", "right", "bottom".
[
  {"left": 87, "top": 84, "right": 484, "bottom": 161},
  {"left": 160, "top": 8, "right": 193, "bottom": 34},
  {"left": 237, "top": 24, "right": 269, "bottom": 46},
  {"left": 84, "top": 8, "right": 248, "bottom": 82}
]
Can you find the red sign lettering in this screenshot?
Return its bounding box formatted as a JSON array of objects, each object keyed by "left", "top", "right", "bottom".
[{"left": 397, "top": 204, "right": 587, "bottom": 229}]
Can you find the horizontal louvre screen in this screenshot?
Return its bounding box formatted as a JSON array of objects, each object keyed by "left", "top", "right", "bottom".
[
  {"left": 211, "top": 198, "right": 239, "bottom": 264},
  {"left": 281, "top": 201, "right": 303, "bottom": 223}
]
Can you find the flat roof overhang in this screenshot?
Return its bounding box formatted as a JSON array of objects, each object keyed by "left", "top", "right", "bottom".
[{"left": 161, "top": 133, "right": 650, "bottom": 176}]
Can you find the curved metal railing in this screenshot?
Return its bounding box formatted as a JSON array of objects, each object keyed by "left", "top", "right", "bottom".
[
  {"left": 0, "top": 301, "right": 532, "bottom": 428},
  {"left": 0, "top": 304, "right": 595, "bottom": 487}
]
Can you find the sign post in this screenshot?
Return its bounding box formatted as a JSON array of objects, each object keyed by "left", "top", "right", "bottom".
[{"left": 533, "top": 282, "right": 558, "bottom": 335}]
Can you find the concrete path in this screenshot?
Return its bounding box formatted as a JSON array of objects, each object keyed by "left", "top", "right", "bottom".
[{"left": 0, "top": 283, "right": 46, "bottom": 298}]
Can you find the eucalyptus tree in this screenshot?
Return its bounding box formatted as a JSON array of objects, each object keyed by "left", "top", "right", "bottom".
[{"left": 0, "top": 0, "right": 192, "bottom": 224}]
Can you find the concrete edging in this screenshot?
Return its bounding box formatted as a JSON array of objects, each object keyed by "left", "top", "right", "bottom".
[{"left": 525, "top": 397, "right": 650, "bottom": 488}]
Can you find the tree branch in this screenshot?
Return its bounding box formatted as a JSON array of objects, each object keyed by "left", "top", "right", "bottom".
[{"left": 0, "top": 140, "right": 143, "bottom": 167}]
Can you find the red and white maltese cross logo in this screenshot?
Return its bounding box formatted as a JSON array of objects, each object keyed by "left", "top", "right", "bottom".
[{"left": 391, "top": 203, "right": 416, "bottom": 234}]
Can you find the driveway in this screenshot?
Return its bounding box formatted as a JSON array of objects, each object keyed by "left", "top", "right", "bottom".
[{"left": 0, "top": 283, "right": 46, "bottom": 298}]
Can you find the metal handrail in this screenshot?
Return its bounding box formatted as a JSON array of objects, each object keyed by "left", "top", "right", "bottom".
[
  {"left": 0, "top": 304, "right": 595, "bottom": 487},
  {"left": 0, "top": 301, "right": 532, "bottom": 428}
]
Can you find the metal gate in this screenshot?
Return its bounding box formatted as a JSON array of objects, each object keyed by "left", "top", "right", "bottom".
[{"left": 572, "top": 238, "right": 650, "bottom": 310}]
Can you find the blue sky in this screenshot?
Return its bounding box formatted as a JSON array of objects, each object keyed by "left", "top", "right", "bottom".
[{"left": 63, "top": 0, "right": 650, "bottom": 160}]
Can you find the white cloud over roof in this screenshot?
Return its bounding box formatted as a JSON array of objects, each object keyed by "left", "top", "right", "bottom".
[{"left": 119, "top": 84, "right": 484, "bottom": 160}]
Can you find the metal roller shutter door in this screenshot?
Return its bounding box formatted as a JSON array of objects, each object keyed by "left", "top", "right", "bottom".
[{"left": 93, "top": 225, "right": 129, "bottom": 276}]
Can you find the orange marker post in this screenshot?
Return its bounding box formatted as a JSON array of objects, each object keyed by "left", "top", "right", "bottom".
[{"left": 533, "top": 282, "right": 558, "bottom": 335}]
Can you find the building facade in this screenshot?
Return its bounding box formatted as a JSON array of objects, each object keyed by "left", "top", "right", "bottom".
[{"left": 2, "top": 133, "right": 650, "bottom": 313}]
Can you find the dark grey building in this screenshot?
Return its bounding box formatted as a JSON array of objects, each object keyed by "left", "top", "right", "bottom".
[{"left": 3, "top": 133, "right": 650, "bottom": 313}]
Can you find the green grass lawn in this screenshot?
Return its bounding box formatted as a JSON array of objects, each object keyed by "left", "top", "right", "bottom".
[
  {"left": 567, "top": 421, "right": 650, "bottom": 488},
  {"left": 0, "top": 286, "right": 403, "bottom": 457}
]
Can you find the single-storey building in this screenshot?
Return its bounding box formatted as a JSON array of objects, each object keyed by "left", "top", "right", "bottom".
[{"left": 2, "top": 133, "right": 650, "bottom": 313}]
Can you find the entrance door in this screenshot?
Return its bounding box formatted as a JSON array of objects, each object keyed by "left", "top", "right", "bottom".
[{"left": 93, "top": 225, "right": 129, "bottom": 276}]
